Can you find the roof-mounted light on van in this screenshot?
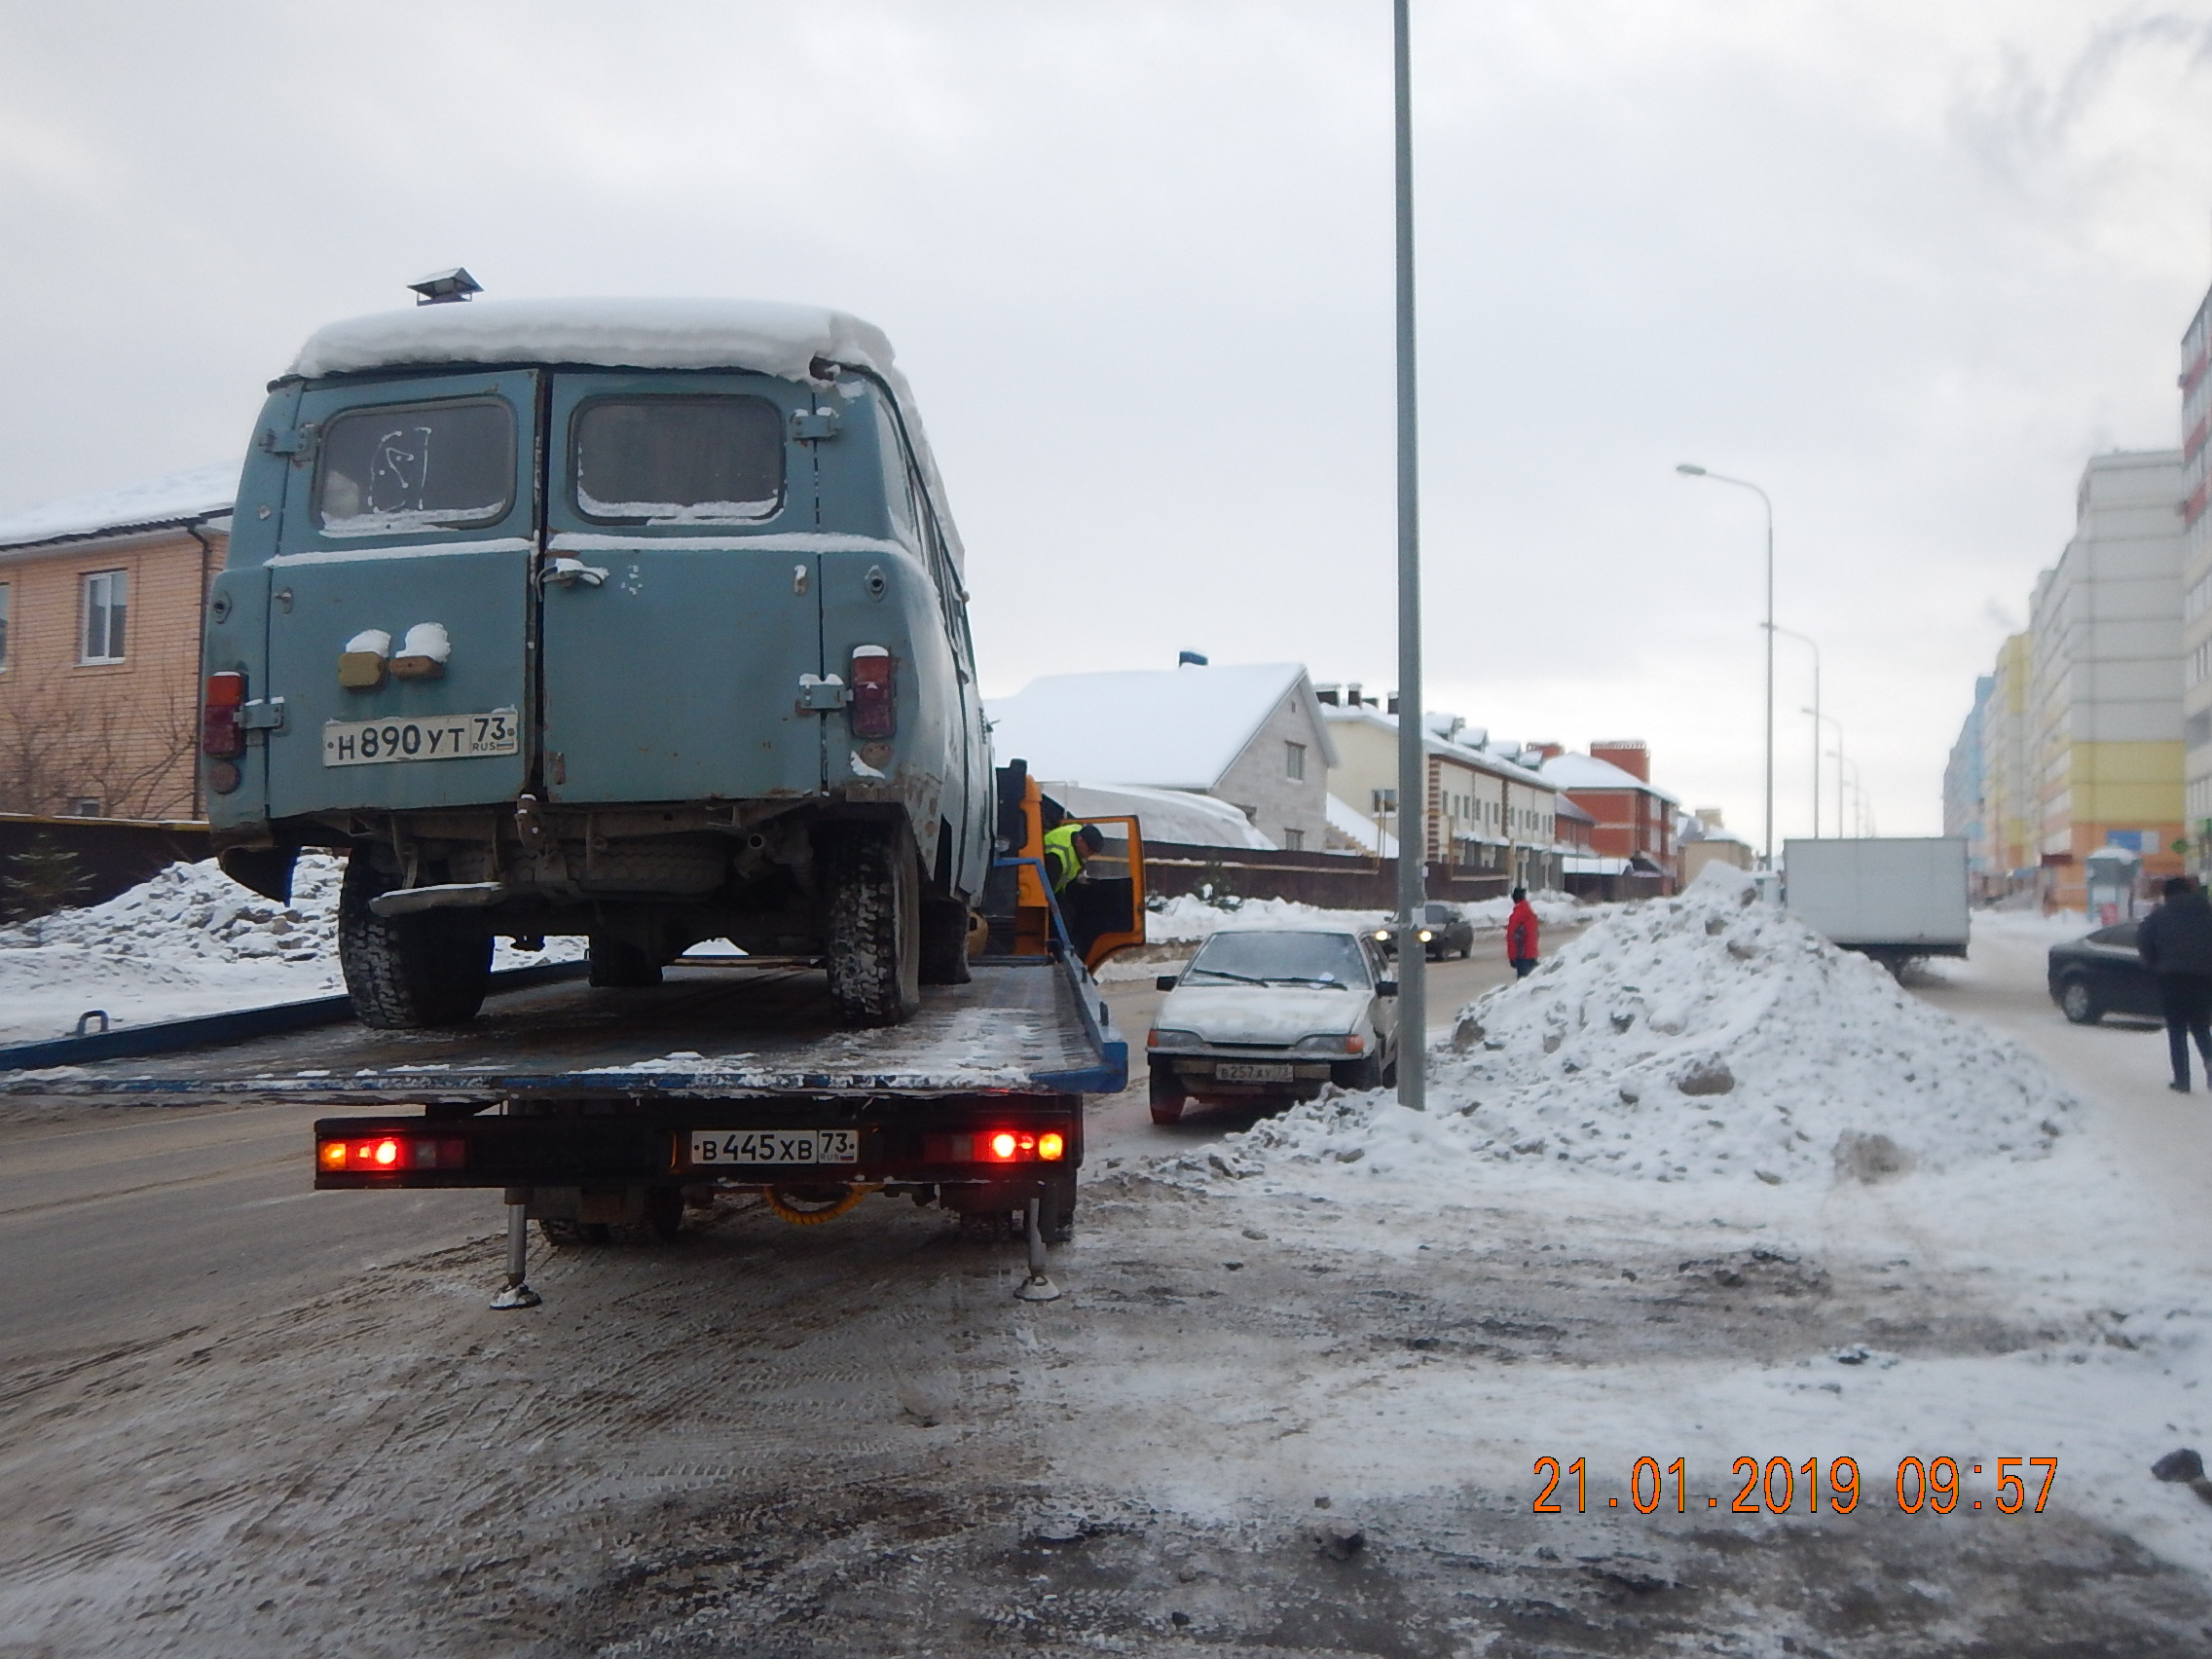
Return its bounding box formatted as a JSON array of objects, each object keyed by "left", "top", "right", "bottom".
[{"left": 407, "top": 268, "right": 483, "bottom": 306}]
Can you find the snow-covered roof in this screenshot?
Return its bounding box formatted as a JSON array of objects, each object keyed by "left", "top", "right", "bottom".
[
  {"left": 0, "top": 461, "right": 237, "bottom": 552},
  {"left": 1322, "top": 705, "right": 1553, "bottom": 790},
  {"left": 986, "top": 663, "right": 1335, "bottom": 792},
  {"left": 1042, "top": 781, "right": 1276, "bottom": 851},
  {"left": 1541, "top": 751, "right": 1681, "bottom": 804},
  {"left": 288, "top": 297, "right": 964, "bottom": 572},
  {"left": 289, "top": 297, "right": 895, "bottom": 383}
]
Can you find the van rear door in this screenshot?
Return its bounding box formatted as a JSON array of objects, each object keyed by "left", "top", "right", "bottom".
[
  {"left": 537, "top": 374, "right": 823, "bottom": 804},
  {"left": 263, "top": 371, "right": 539, "bottom": 819}
]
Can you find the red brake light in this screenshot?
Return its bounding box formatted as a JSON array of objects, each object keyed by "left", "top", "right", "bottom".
[
  {"left": 988, "top": 1131, "right": 1018, "bottom": 1160},
  {"left": 202, "top": 672, "right": 245, "bottom": 758},
  {"left": 849, "top": 646, "right": 896, "bottom": 739},
  {"left": 318, "top": 1135, "right": 467, "bottom": 1172}
]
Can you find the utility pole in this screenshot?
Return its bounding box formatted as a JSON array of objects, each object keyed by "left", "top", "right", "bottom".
[
  {"left": 1677, "top": 465, "right": 1776, "bottom": 866},
  {"left": 1392, "top": 0, "right": 1426, "bottom": 1111}
]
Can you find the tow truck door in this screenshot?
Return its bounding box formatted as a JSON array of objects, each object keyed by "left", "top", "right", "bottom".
[
  {"left": 261, "top": 371, "right": 539, "bottom": 819},
  {"left": 537, "top": 372, "right": 825, "bottom": 804}
]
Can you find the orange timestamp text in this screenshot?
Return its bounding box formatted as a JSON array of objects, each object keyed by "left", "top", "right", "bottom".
[{"left": 1532, "top": 1456, "right": 2058, "bottom": 1516}]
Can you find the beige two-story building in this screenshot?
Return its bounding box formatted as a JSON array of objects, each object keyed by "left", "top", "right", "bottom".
[{"left": 0, "top": 463, "right": 236, "bottom": 821}]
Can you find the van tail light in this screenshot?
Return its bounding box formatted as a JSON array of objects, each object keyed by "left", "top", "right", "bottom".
[
  {"left": 202, "top": 672, "right": 246, "bottom": 757},
  {"left": 849, "top": 646, "right": 896, "bottom": 739}
]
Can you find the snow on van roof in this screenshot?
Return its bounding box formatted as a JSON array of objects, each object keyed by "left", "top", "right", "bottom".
[
  {"left": 287, "top": 297, "right": 965, "bottom": 571},
  {"left": 288, "top": 297, "right": 896, "bottom": 383},
  {"left": 0, "top": 461, "right": 237, "bottom": 552}
]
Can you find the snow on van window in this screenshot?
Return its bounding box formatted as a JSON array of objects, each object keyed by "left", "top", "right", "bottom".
[
  {"left": 573, "top": 397, "right": 784, "bottom": 525},
  {"left": 315, "top": 399, "right": 514, "bottom": 536}
]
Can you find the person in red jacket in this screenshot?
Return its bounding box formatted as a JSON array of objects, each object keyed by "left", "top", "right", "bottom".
[{"left": 1506, "top": 887, "right": 1540, "bottom": 978}]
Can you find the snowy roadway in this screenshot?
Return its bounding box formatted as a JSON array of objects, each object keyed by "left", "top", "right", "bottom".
[{"left": 7, "top": 893, "right": 2212, "bottom": 1655}]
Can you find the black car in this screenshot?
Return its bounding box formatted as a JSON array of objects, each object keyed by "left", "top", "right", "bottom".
[
  {"left": 1372, "top": 903, "right": 1476, "bottom": 962},
  {"left": 2046, "top": 922, "right": 2160, "bottom": 1024}
]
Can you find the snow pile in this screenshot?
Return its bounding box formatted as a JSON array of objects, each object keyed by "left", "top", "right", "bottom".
[
  {"left": 1222, "top": 864, "right": 2079, "bottom": 1189},
  {"left": 1145, "top": 889, "right": 1582, "bottom": 946},
  {"left": 0, "top": 856, "right": 579, "bottom": 1043}
]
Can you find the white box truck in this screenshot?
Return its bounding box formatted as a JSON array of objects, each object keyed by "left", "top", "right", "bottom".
[{"left": 1782, "top": 837, "right": 1970, "bottom": 970}]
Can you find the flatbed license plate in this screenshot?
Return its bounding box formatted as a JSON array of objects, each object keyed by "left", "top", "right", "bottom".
[
  {"left": 1216, "top": 1062, "right": 1295, "bottom": 1082},
  {"left": 688, "top": 1128, "right": 859, "bottom": 1166},
  {"left": 322, "top": 709, "right": 520, "bottom": 766}
]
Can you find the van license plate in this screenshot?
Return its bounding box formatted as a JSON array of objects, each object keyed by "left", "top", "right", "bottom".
[
  {"left": 688, "top": 1129, "right": 860, "bottom": 1166},
  {"left": 1216, "top": 1062, "right": 1294, "bottom": 1082},
  {"left": 322, "top": 710, "right": 520, "bottom": 766}
]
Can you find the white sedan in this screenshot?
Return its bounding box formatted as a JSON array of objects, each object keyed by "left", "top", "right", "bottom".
[{"left": 1145, "top": 928, "right": 1399, "bottom": 1124}]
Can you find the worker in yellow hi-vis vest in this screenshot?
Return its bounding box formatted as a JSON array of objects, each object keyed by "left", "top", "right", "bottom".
[{"left": 1042, "top": 822, "right": 1104, "bottom": 893}]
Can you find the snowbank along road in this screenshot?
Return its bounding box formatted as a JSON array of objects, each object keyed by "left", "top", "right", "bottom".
[{"left": 7, "top": 867, "right": 2212, "bottom": 1654}]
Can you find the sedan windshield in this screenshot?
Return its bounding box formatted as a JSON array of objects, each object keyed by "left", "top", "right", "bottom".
[{"left": 1186, "top": 930, "right": 1369, "bottom": 987}]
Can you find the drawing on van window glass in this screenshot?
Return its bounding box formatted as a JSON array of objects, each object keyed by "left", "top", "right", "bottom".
[
  {"left": 573, "top": 396, "right": 785, "bottom": 523},
  {"left": 314, "top": 399, "right": 514, "bottom": 535}
]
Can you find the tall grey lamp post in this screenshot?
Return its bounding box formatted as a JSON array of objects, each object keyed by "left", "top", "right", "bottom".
[
  {"left": 1391, "top": 0, "right": 1426, "bottom": 1110},
  {"left": 1806, "top": 708, "right": 1845, "bottom": 839},
  {"left": 1677, "top": 464, "right": 1775, "bottom": 866},
  {"left": 1773, "top": 624, "right": 1819, "bottom": 839}
]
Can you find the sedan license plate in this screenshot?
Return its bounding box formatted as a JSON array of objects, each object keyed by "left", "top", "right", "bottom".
[
  {"left": 1215, "top": 1062, "right": 1295, "bottom": 1083},
  {"left": 323, "top": 709, "right": 520, "bottom": 766},
  {"left": 688, "top": 1128, "right": 859, "bottom": 1166}
]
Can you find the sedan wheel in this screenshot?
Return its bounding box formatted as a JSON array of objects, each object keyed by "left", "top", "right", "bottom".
[{"left": 2060, "top": 977, "right": 2102, "bottom": 1026}]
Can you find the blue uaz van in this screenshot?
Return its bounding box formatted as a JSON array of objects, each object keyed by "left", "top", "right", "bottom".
[{"left": 201, "top": 295, "right": 994, "bottom": 1029}]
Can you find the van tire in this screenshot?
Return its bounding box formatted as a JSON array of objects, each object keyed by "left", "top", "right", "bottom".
[
  {"left": 823, "top": 824, "right": 922, "bottom": 1026},
  {"left": 919, "top": 899, "right": 974, "bottom": 985},
  {"left": 589, "top": 936, "right": 662, "bottom": 988},
  {"left": 338, "top": 851, "right": 492, "bottom": 1029}
]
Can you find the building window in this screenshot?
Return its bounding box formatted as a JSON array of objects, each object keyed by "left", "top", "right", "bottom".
[
  {"left": 82, "top": 569, "right": 128, "bottom": 663},
  {"left": 1284, "top": 741, "right": 1306, "bottom": 781},
  {"left": 0, "top": 581, "right": 10, "bottom": 669},
  {"left": 1284, "top": 828, "right": 1305, "bottom": 851}
]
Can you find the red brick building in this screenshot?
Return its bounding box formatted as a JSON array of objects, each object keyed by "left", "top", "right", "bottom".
[{"left": 1535, "top": 739, "right": 1680, "bottom": 890}]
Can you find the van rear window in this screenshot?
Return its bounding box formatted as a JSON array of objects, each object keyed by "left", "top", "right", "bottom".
[
  {"left": 315, "top": 399, "right": 514, "bottom": 535},
  {"left": 572, "top": 398, "right": 784, "bottom": 524}
]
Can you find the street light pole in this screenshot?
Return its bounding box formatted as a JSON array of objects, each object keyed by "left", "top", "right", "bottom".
[
  {"left": 1773, "top": 625, "right": 1819, "bottom": 839},
  {"left": 1677, "top": 464, "right": 1776, "bottom": 866},
  {"left": 1807, "top": 709, "right": 1845, "bottom": 839},
  {"left": 1391, "top": 0, "right": 1426, "bottom": 1111}
]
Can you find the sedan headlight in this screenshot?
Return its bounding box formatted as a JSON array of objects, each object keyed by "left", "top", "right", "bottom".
[
  {"left": 1148, "top": 1028, "right": 1202, "bottom": 1050},
  {"left": 1294, "top": 1033, "right": 1366, "bottom": 1054}
]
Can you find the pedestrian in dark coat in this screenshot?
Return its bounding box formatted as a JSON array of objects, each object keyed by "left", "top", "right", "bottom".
[
  {"left": 1506, "top": 887, "right": 1540, "bottom": 979},
  {"left": 2137, "top": 875, "right": 2212, "bottom": 1092}
]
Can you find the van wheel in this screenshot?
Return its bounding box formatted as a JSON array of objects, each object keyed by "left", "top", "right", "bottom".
[
  {"left": 338, "top": 851, "right": 492, "bottom": 1028},
  {"left": 2059, "top": 977, "right": 2102, "bottom": 1025},
  {"left": 823, "top": 825, "right": 922, "bottom": 1026},
  {"left": 1149, "top": 1068, "right": 1185, "bottom": 1124},
  {"left": 919, "top": 898, "right": 974, "bottom": 986},
  {"left": 589, "top": 936, "right": 662, "bottom": 988}
]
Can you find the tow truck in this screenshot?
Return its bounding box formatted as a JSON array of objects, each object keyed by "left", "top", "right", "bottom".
[{"left": 0, "top": 764, "right": 1144, "bottom": 1308}]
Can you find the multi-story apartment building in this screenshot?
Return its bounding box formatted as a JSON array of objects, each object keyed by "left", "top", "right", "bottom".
[
  {"left": 1943, "top": 674, "right": 1993, "bottom": 892},
  {"left": 2027, "top": 450, "right": 2185, "bottom": 909},
  {"left": 1982, "top": 632, "right": 2036, "bottom": 891},
  {"left": 0, "top": 464, "right": 235, "bottom": 821},
  {"left": 1538, "top": 740, "right": 1680, "bottom": 891},
  {"left": 2179, "top": 281, "right": 2212, "bottom": 864}
]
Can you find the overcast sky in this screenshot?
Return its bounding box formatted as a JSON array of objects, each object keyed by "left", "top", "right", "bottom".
[{"left": 3, "top": 1, "right": 2209, "bottom": 839}]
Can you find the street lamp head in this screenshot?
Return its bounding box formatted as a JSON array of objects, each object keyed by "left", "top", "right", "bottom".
[{"left": 1676, "top": 463, "right": 1707, "bottom": 476}]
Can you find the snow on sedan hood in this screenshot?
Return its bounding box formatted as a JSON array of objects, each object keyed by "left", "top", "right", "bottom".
[{"left": 1157, "top": 983, "right": 1367, "bottom": 1045}]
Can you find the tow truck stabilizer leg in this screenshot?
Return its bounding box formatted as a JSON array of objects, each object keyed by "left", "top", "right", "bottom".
[
  {"left": 1014, "top": 1195, "right": 1061, "bottom": 1302},
  {"left": 491, "top": 1197, "right": 543, "bottom": 1310}
]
